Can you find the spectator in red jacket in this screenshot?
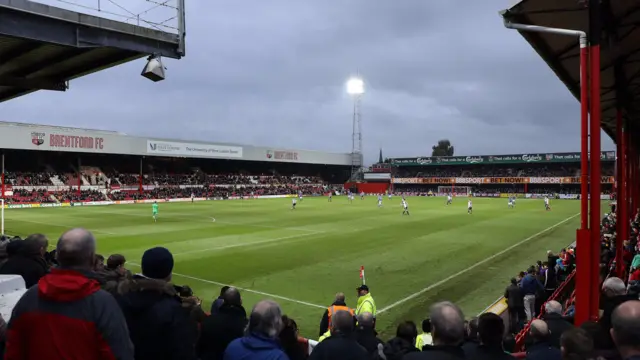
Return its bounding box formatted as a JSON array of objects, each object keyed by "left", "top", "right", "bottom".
[{"left": 4, "top": 228, "right": 134, "bottom": 360}]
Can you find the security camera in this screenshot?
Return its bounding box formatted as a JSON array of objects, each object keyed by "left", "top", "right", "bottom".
[{"left": 141, "top": 55, "right": 166, "bottom": 82}]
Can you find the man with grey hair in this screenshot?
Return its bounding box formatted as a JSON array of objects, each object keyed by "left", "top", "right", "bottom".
[
  {"left": 224, "top": 300, "right": 288, "bottom": 360},
  {"left": 4, "top": 228, "right": 134, "bottom": 360},
  {"left": 541, "top": 300, "right": 573, "bottom": 348},
  {"left": 319, "top": 292, "right": 352, "bottom": 336},
  {"left": 309, "top": 310, "right": 369, "bottom": 360},
  {"left": 600, "top": 276, "right": 637, "bottom": 349},
  {"left": 405, "top": 301, "right": 466, "bottom": 360},
  {"left": 526, "top": 319, "right": 561, "bottom": 360},
  {"left": 354, "top": 312, "right": 384, "bottom": 358}
]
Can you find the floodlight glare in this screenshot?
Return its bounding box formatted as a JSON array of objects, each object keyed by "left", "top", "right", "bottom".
[{"left": 346, "top": 77, "right": 364, "bottom": 95}]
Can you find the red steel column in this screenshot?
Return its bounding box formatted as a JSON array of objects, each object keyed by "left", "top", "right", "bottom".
[
  {"left": 615, "top": 111, "right": 625, "bottom": 277},
  {"left": 574, "top": 41, "right": 592, "bottom": 326},
  {"left": 580, "top": 45, "right": 590, "bottom": 230},
  {"left": 588, "top": 0, "right": 602, "bottom": 321}
]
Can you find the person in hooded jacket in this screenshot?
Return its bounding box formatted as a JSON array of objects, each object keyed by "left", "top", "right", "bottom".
[
  {"left": 4, "top": 228, "right": 134, "bottom": 360},
  {"left": 383, "top": 321, "right": 420, "bottom": 360},
  {"left": 0, "top": 234, "right": 49, "bottom": 288},
  {"left": 116, "top": 247, "right": 197, "bottom": 360},
  {"left": 224, "top": 300, "right": 289, "bottom": 360},
  {"left": 198, "top": 287, "right": 248, "bottom": 360},
  {"left": 96, "top": 254, "right": 129, "bottom": 295},
  {"left": 211, "top": 285, "right": 230, "bottom": 314}
]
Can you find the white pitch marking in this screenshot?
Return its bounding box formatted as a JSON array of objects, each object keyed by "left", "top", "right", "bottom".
[
  {"left": 377, "top": 213, "right": 580, "bottom": 314},
  {"left": 127, "top": 262, "right": 325, "bottom": 309},
  {"left": 172, "top": 232, "right": 318, "bottom": 256}
]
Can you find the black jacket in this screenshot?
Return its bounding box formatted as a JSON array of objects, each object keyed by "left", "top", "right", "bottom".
[
  {"left": 116, "top": 275, "right": 198, "bottom": 360},
  {"left": 383, "top": 337, "right": 419, "bottom": 360},
  {"left": 542, "top": 313, "right": 573, "bottom": 348},
  {"left": 405, "top": 345, "right": 466, "bottom": 360},
  {"left": 599, "top": 294, "right": 638, "bottom": 349},
  {"left": 308, "top": 333, "right": 369, "bottom": 360},
  {"left": 464, "top": 343, "right": 515, "bottom": 360},
  {"left": 505, "top": 284, "right": 524, "bottom": 308},
  {"left": 0, "top": 252, "right": 48, "bottom": 288},
  {"left": 354, "top": 327, "right": 383, "bottom": 357},
  {"left": 197, "top": 303, "right": 248, "bottom": 360},
  {"left": 526, "top": 342, "right": 562, "bottom": 360},
  {"left": 318, "top": 300, "right": 348, "bottom": 336}
]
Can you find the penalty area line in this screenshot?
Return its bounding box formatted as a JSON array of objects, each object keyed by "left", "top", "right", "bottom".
[
  {"left": 377, "top": 212, "right": 580, "bottom": 315},
  {"left": 172, "top": 232, "right": 319, "bottom": 256},
  {"left": 127, "top": 262, "right": 325, "bottom": 310}
]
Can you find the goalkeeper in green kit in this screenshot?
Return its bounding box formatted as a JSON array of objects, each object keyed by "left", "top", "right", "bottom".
[{"left": 152, "top": 201, "right": 159, "bottom": 222}]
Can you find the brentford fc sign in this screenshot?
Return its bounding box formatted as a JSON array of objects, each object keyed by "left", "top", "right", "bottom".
[{"left": 31, "top": 132, "right": 105, "bottom": 150}]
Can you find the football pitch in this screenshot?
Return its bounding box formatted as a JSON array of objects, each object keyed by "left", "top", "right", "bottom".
[{"left": 3, "top": 196, "right": 582, "bottom": 338}]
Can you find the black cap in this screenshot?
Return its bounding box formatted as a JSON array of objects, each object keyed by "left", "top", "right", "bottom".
[{"left": 356, "top": 285, "right": 369, "bottom": 291}]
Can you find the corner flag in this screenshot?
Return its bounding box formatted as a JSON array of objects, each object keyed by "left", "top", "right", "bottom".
[{"left": 359, "top": 266, "right": 365, "bottom": 285}]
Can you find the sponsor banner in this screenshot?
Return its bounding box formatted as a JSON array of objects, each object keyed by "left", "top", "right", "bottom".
[
  {"left": 147, "top": 140, "right": 243, "bottom": 159},
  {"left": 265, "top": 150, "right": 299, "bottom": 161},
  {"left": 529, "top": 177, "right": 563, "bottom": 184},
  {"left": 110, "top": 184, "right": 121, "bottom": 190},
  {"left": 61, "top": 202, "right": 71, "bottom": 207},
  {"left": 473, "top": 193, "right": 500, "bottom": 198},
  {"left": 393, "top": 176, "right": 615, "bottom": 184},
  {"left": 84, "top": 201, "right": 114, "bottom": 206},
  {"left": 39, "top": 203, "right": 62, "bottom": 208},
  {"left": 364, "top": 173, "right": 391, "bottom": 180},
  {"left": 370, "top": 163, "right": 392, "bottom": 173},
  {"left": 390, "top": 151, "right": 616, "bottom": 166},
  {"left": 559, "top": 194, "right": 579, "bottom": 199},
  {"left": 115, "top": 200, "right": 135, "bottom": 205}
]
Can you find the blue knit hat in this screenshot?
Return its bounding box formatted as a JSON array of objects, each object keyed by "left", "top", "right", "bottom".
[{"left": 141, "top": 247, "right": 174, "bottom": 280}]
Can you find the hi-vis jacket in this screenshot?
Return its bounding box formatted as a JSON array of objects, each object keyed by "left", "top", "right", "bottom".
[{"left": 356, "top": 293, "right": 377, "bottom": 318}]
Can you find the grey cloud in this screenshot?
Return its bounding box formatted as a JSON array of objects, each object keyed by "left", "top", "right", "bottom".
[{"left": 1, "top": 0, "right": 614, "bottom": 163}]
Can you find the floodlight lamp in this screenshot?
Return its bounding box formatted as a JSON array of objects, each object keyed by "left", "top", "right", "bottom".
[{"left": 346, "top": 77, "right": 364, "bottom": 95}]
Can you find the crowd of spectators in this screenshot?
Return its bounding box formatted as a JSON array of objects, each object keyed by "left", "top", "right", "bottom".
[
  {"left": 1, "top": 226, "right": 640, "bottom": 360},
  {"left": 4, "top": 189, "right": 55, "bottom": 204},
  {"left": 397, "top": 163, "right": 615, "bottom": 178},
  {"left": 55, "top": 189, "right": 105, "bottom": 202},
  {"left": 3, "top": 172, "right": 53, "bottom": 186}
]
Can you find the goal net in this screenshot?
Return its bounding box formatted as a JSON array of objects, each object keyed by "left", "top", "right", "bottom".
[{"left": 437, "top": 186, "right": 472, "bottom": 196}]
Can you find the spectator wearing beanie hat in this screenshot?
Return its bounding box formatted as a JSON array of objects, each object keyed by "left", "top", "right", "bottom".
[{"left": 117, "top": 247, "right": 198, "bottom": 360}]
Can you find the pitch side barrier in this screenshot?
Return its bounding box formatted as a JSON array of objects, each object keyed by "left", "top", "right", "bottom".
[
  {"left": 392, "top": 176, "right": 615, "bottom": 184},
  {"left": 1, "top": 195, "right": 299, "bottom": 209}
]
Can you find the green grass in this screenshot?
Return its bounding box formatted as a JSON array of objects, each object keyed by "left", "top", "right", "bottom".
[{"left": 3, "top": 196, "right": 582, "bottom": 339}]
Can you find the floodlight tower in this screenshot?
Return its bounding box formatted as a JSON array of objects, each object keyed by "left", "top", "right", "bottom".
[{"left": 347, "top": 77, "right": 364, "bottom": 180}]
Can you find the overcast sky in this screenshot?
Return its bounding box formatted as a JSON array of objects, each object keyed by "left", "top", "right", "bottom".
[{"left": 2, "top": 0, "right": 615, "bottom": 163}]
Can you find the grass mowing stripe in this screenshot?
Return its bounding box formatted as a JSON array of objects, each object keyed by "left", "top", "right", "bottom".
[
  {"left": 127, "top": 262, "right": 325, "bottom": 309},
  {"left": 6, "top": 217, "right": 119, "bottom": 235},
  {"left": 173, "top": 232, "right": 319, "bottom": 256},
  {"left": 377, "top": 212, "right": 580, "bottom": 314}
]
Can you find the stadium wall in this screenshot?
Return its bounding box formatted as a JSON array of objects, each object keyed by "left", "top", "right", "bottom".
[{"left": 0, "top": 122, "right": 353, "bottom": 165}]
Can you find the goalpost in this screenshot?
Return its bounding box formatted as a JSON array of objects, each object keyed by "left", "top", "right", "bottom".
[{"left": 437, "top": 186, "right": 472, "bottom": 196}]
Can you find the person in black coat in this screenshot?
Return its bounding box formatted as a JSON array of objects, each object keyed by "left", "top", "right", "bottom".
[
  {"left": 525, "top": 320, "right": 561, "bottom": 360},
  {"left": 464, "top": 313, "right": 514, "bottom": 360},
  {"left": 541, "top": 301, "right": 573, "bottom": 348},
  {"left": 116, "top": 247, "right": 197, "bottom": 360},
  {"left": 354, "top": 312, "right": 384, "bottom": 358},
  {"left": 505, "top": 278, "right": 525, "bottom": 334},
  {"left": 279, "top": 315, "right": 307, "bottom": 360},
  {"left": 0, "top": 235, "right": 48, "bottom": 288},
  {"left": 210, "top": 285, "right": 229, "bottom": 314},
  {"left": 197, "top": 287, "right": 247, "bottom": 360},
  {"left": 382, "top": 321, "right": 420, "bottom": 360},
  {"left": 309, "top": 310, "right": 369, "bottom": 360}
]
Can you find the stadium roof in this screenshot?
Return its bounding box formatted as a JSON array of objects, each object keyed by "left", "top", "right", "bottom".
[
  {"left": 0, "top": 0, "right": 184, "bottom": 102},
  {"left": 502, "top": 0, "right": 640, "bottom": 141},
  {"left": 0, "top": 121, "right": 354, "bottom": 166}
]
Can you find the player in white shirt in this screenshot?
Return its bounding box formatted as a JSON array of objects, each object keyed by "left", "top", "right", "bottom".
[
  {"left": 402, "top": 199, "right": 410, "bottom": 215},
  {"left": 544, "top": 196, "right": 551, "bottom": 211},
  {"left": 467, "top": 199, "right": 473, "bottom": 214},
  {"left": 377, "top": 194, "right": 383, "bottom": 208},
  {"left": 360, "top": 191, "right": 365, "bottom": 200},
  {"left": 328, "top": 192, "right": 332, "bottom": 202},
  {"left": 191, "top": 193, "right": 195, "bottom": 203},
  {"left": 291, "top": 197, "right": 297, "bottom": 210},
  {"left": 446, "top": 194, "right": 452, "bottom": 206}
]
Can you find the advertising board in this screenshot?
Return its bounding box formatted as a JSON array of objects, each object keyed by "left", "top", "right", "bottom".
[{"left": 146, "top": 140, "right": 243, "bottom": 159}]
